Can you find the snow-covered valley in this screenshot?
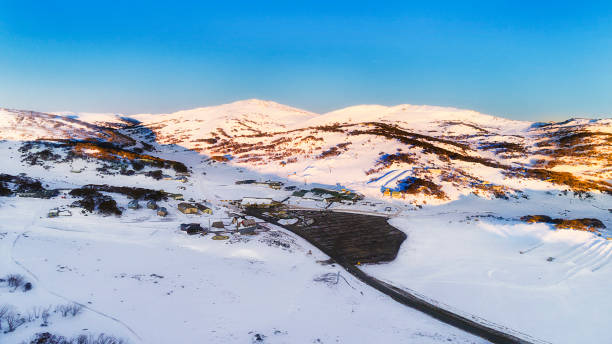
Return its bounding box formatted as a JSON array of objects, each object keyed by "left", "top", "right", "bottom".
[
  {"left": 1, "top": 196, "right": 487, "bottom": 344},
  {"left": 0, "top": 100, "right": 610, "bottom": 344}
]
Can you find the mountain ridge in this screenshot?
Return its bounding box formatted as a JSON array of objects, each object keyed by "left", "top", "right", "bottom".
[{"left": 1, "top": 100, "right": 610, "bottom": 206}]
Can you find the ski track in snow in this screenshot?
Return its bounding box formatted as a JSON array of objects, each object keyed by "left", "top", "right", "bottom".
[
  {"left": 382, "top": 170, "right": 411, "bottom": 189},
  {"left": 9, "top": 224, "right": 143, "bottom": 342},
  {"left": 0, "top": 101, "right": 610, "bottom": 343},
  {"left": 562, "top": 240, "right": 612, "bottom": 279}
]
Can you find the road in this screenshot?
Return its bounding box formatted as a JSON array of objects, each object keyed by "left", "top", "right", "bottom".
[
  {"left": 285, "top": 203, "right": 404, "bottom": 218},
  {"left": 256, "top": 208, "right": 550, "bottom": 344}
]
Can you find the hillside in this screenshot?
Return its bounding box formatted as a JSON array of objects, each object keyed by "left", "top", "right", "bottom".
[
  {"left": 0, "top": 100, "right": 610, "bottom": 344},
  {"left": 131, "top": 99, "right": 318, "bottom": 142},
  {"left": 0, "top": 108, "right": 134, "bottom": 146},
  {"left": 129, "top": 100, "right": 612, "bottom": 205}
]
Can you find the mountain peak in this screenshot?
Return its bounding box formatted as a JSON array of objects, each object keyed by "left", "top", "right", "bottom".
[{"left": 230, "top": 98, "right": 286, "bottom": 107}]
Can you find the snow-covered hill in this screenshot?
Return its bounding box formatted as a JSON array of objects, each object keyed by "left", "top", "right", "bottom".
[
  {"left": 128, "top": 100, "right": 611, "bottom": 205},
  {"left": 0, "top": 108, "right": 134, "bottom": 145},
  {"left": 51, "top": 111, "right": 139, "bottom": 129},
  {"left": 0, "top": 100, "right": 610, "bottom": 344},
  {"left": 310, "top": 103, "right": 529, "bottom": 133},
  {"left": 131, "top": 99, "right": 318, "bottom": 143}
]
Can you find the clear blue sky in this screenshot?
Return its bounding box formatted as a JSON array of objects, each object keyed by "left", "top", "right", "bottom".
[{"left": 1, "top": 1, "right": 611, "bottom": 120}]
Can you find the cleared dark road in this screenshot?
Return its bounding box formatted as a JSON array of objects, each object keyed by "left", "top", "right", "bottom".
[{"left": 248, "top": 208, "right": 546, "bottom": 344}]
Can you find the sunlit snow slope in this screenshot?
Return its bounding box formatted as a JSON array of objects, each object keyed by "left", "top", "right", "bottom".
[{"left": 129, "top": 100, "right": 611, "bottom": 205}]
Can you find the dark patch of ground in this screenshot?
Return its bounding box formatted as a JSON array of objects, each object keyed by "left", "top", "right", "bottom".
[
  {"left": 0, "top": 173, "right": 58, "bottom": 197},
  {"left": 248, "top": 208, "right": 406, "bottom": 264},
  {"left": 250, "top": 207, "right": 534, "bottom": 344},
  {"left": 69, "top": 188, "right": 122, "bottom": 216},
  {"left": 69, "top": 184, "right": 167, "bottom": 216},
  {"left": 521, "top": 215, "right": 606, "bottom": 232},
  {"left": 72, "top": 184, "right": 167, "bottom": 201}
]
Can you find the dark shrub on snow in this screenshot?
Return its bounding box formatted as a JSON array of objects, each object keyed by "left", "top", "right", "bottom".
[
  {"left": 131, "top": 161, "right": 145, "bottom": 171},
  {"left": 145, "top": 170, "right": 163, "bottom": 180},
  {"left": 26, "top": 332, "right": 127, "bottom": 344},
  {"left": 0, "top": 182, "right": 11, "bottom": 196},
  {"left": 98, "top": 198, "right": 122, "bottom": 216}
]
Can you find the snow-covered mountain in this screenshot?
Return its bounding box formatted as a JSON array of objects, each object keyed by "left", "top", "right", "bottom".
[
  {"left": 1, "top": 100, "right": 611, "bottom": 344},
  {"left": 127, "top": 100, "right": 611, "bottom": 205},
  {"left": 131, "top": 99, "right": 318, "bottom": 142},
  {"left": 0, "top": 108, "right": 134, "bottom": 145}
]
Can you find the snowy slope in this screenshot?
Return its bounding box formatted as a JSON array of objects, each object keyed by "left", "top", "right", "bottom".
[
  {"left": 309, "top": 104, "right": 530, "bottom": 135},
  {"left": 0, "top": 100, "right": 610, "bottom": 344},
  {"left": 51, "top": 111, "right": 139, "bottom": 128},
  {"left": 364, "top": 192, "right": 612, "bottom": 344},
  {"left": 130, "top": 100, "right": 611, "bottom": 206},
  {"left": 0, "top": 108, "right": 133, "bottom": 145},
  {"left": 131, "top": 99, "right": 318, "bottom": 144},
  {"left": 0, "top": 139, "right": 485, "bottom": 344},
  {"left": 0, "top": 196, "right": 485, "bottom": 344}
]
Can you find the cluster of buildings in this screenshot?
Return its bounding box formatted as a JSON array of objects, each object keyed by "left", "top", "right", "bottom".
[
  {"left": 47, "top": 207, "right": 72, "bottom": 218},
  {"left": 382, "top": 189, "right": 404, "bottom": 199},
  {"left": 179, "top": 215, "right": 264, "bottom": 238},
  {"left": 126, "top": 199, "right": 169, "bottom": 216},
  {"left": 240, "top": 197, "right": 278, "bottom": 208},
  {"left": 235, "top": 179, "right": 284, "bottom": 190},
  {"left": 177, "top": 202, "right": 213, "bottom": 215},
  {"left": 159, "top": 173, "right": 189, "bottom": 183}
]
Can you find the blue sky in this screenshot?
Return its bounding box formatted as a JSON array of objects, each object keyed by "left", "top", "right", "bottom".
[{"left": 0, "top": 1, "right": 611, "bottom": 120}]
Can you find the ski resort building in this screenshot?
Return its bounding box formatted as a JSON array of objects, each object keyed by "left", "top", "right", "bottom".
[
  {"left": 128, "top": 200, "right": 140, "bottom": 209},
  {"left": 177, "top": 202, "right": 213, "bottom": 215},
  {"left": 157, "top": 207, "right": 168, "bottom": 217},
  {"left": 241, "top": 197, "right": 275, "bottom": 207},
  {"left": 238, "top": 219, "right": 257, "bottom": 229},
  {"left": 146, "top": 200, "right": 158, "bottom": 209},
  {"left": 196, "top": 204, "right": 213, "bottom": 214},
  {"left": 179, "top": 223, "right": 204, "bottom": 235},
  {"left": 169, "top": 193, "right": 184, "bottom": 201},
  {"left": 178, "top": 202, "right": 199, "bottom": 214},
  {"left": 211, "top": 221, "right": 225, "bottom": 229},
  {"left": 48, "top": 208, "right": 71, "bottom": 217}
]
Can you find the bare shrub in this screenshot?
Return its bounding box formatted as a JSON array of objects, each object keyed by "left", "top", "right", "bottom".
[
  {"left": 24, "top": 306, "right": 45, "bottom": 322},
  {"left": 24, "top": 309, "right": 36, "bottom": 322},
  {"left": 6, "top": 274, "right": 25, "bottom": 290},
  {"left": 5, "top": 311, "right": 24, "bottom": 332},
  {"left": 55, "top": 303, "right": 83, "bottom": 317},
  {"left": 26, "top": 332, "right": 127, "bottom": 344},
  {"left": 32, "top": 306, "right": 43, "bottom": 319},
  {"left": 41, "top": 307, "right": 51, "bottom": 326},
  {"left": 22, "top": 332, "right": 68, "bottom": 344},
  {"left": 84, "top": 333, "right": 127, "bottom": 344},
  {"left": 314, "top": 272, "right": 340, "bottom": 285},
  {"left": 68, "top": 304, "right": 83, "bottom": 317},
  {"left": 0, "top": 304, "right": 12, "bottom": 331}
]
